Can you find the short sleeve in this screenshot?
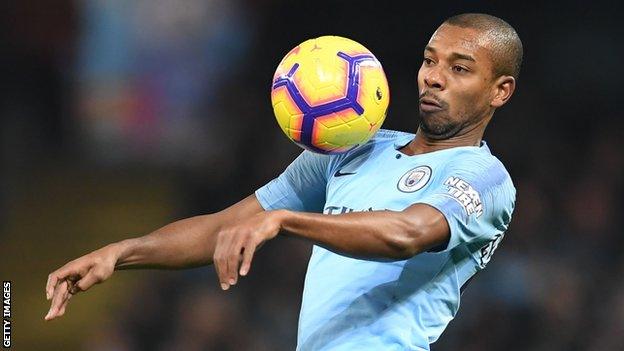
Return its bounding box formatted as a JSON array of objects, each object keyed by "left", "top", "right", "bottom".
[
  {"left": 255, "top": 150, "right": 331, "bottom": 213},
  {"left": 418, "top": 159, "right": 516, "bottom": 252}
]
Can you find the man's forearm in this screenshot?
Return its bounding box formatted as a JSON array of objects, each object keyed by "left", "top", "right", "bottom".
[
  {"left": 113, "top": 214, "right": 222, "bottom": 270},
  {"left": 279, "top": 210, "right": 415, "bottom": 259},
  {"left": 278, "top": 204, "right": 449, "bottom": 260}
]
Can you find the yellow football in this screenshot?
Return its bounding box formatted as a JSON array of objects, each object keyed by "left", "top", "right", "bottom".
[{"left": 270, "top": 36, "right": 389, "bottom": 154}]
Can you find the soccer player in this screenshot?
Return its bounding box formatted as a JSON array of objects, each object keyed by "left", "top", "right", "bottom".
[{"left": 46, "top": 13, "right": 522, "bottom": 350}]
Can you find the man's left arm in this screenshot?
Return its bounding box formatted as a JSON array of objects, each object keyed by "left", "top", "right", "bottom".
[{"left": 213, "top": 204, "right": 449, "bottom": 290}]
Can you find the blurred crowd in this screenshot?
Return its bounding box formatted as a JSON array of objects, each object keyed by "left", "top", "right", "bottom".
[{"left": 2, "top": 1, "right": 623, "bottom": 350}]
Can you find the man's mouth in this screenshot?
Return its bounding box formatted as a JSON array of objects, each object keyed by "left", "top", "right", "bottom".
[{"left": 419, "top": 97, "right": 443, "bottom": 112}]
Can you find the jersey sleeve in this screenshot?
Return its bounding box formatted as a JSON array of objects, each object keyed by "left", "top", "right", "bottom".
[
  {"left": 255, "top": 150, "right": 333, "bottom": 213},
  {"left": 418, "top": 158, "right": 516, "bottom": 252}
]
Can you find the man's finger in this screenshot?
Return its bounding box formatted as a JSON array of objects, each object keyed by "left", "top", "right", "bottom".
[
  {"left": 45, "top": 280, "right": 69, "bottom": 321},
  {"left": 215, "top": 261, "right": 229, "bottom": 291},
  {"left": 46, "top": 280, "right": 65, "bottom": 318},
  {"left": 213, "top": 246, "right": 229, "bottom": 291},
  {"left": 48, "top": 280, "right": 70, "bottom": 320},
  {"left": 46, "top": 275, "right": 54, "bottom": 300},
  {"left": 56, "top": 293, "right": 73, "bottom": 318},
  {"left": 46, "top": 271, "right": 64, "bottom": 301},
  {"left": 46, "top": 265, "right": 82, "bottom": 300},
  {"left": 227, "top": 242, "right": 243, "bottom": 286},
  {"left": 52, "top": 285, "right": 73, "bottom": 320},
  {"left": 239, "top": 240, "right": 257, "bottom": 277},
  {"left": 223, "top": 249, "right": 233, "bottom": 288},
  {"left": 221, "top": 232, "right": 238, "bottom": 287}
]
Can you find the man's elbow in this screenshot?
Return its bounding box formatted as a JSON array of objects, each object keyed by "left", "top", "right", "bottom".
[
  {"left": 387, "top": 213, "right": 444, "bottom": 259},
  {"left": 403, "top": 228, "right": 431, "bottom": 258},
  {"left": 381, "top": 229, "right": 419, "bottom": 260}
]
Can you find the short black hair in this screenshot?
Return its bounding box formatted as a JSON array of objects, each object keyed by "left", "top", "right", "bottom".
[{"left": 443, "top": 13, "right": 523, "bottom": 79}]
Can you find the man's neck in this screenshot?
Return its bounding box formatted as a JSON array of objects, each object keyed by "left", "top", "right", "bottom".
[{"left": 400, "top": 120, "right": 488, "bottom": 156}]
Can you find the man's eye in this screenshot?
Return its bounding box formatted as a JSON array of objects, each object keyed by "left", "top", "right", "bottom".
[
  {"left": 423, "top": 58, "right": 434, "bottom": 65},
  {"left": 452, "top": 65, "right": 467, "bottom": 73}
]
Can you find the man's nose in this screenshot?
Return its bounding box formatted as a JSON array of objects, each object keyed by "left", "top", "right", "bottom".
[{"left": 424, "top": 68, "right": 445, "bottom": 90}]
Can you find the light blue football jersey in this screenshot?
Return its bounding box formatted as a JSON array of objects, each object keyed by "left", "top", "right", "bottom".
[{"left": 255, "top": 129, "right": 516, "bottom": 350}]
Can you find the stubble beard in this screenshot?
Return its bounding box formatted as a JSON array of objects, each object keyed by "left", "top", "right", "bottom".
[{"left": 418, "top": 110, "right": 464, "bottom": 140}]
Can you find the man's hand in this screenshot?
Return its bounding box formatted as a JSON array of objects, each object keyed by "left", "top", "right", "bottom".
[
  {"left": 45, "top": 244, "right": 120, "bottom": 320},
  {"left": 213, "top": 210, "right": 285, "bottom": 290}
]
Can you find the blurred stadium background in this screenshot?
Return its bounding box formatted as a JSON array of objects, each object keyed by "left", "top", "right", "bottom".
[{"left": 1, "top": 1, "right": 623, "bottom": 350}]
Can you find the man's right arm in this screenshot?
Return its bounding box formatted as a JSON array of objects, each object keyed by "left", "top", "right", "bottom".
[
  {"left": 115, "top": 194, "right": 265, "bottom": 269},
  {"left": 44, "top": 194, "right": 264, "bottom": 320}
]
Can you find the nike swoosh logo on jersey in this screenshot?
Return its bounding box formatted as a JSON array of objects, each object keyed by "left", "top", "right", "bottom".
[{"left": 334, "top": 170, "right": 357, "bottom": 177}]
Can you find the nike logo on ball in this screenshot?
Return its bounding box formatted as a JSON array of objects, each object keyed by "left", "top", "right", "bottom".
[{"left": 334, "top": 170, "right": 357, "bottom": 177}]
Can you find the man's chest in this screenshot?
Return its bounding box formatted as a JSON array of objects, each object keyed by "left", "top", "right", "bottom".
[{"left": 324, "top": 153, "right": 442, "bottom": 212}]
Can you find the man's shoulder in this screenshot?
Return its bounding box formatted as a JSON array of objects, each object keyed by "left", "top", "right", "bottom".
[{"left": 443, "top": 145, "right": 515, "bottom": 193}]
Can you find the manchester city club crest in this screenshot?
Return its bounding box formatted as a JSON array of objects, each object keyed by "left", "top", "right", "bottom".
[{"left": 397, "top": 166, "right": 432, "bottom": 193}]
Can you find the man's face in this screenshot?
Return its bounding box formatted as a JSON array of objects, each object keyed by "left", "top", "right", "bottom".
[{"left": 417, "top": 24, "right": 497, "bottom": 139}]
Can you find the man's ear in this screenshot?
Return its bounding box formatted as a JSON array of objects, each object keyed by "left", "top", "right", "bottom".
[{"left": 490, "top": 76, "right": 516, "bottom": 108}]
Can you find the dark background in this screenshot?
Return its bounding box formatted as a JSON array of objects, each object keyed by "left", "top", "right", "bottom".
[{"left": 1, "top": 1, "right": 623, "bottom": 350}]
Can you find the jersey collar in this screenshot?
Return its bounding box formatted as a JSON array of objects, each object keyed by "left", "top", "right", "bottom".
[{"left": 392, "top": 134, "right": 491, "bottom": 155}]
